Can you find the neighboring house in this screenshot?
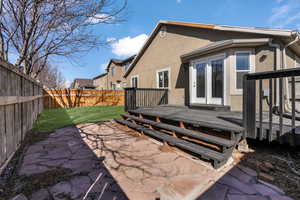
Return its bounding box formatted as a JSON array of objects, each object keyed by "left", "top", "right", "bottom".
[
  {"left": 71, "top": 78, "right": 95, "bottom": 89},
  {"left": 124, "top": 20, "right": 300, "bottom": 111},
  {"left": 106, "top": 55, "right": 135, "bottom": 90},
  {"left": 93, "top": 73, "right": 108, "bottom": 90}
]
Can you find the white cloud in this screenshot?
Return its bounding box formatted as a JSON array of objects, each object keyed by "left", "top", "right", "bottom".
[
  {"left": 268, "top": 0, "right": 300, "bottom": 28},
  {"left": 100, "top": 62, "right": 109, "bottom": 71},
  {"left": 111, "top": 34, "right": 148, "bottom": 57},
  {"left": 269, "top": 4, "right": 291, "bottom": 23},
  {"left": 106, "top": 37, "right": 116, "bottom": 43},
  {"left": 87, "top": 14, "right": 115, "bottom": 24},
  {"left": 279, "top": 12, "right": 300, "bottom": 27},
  {"left": 176, "top": 0, "right": 182, "bottom": 3}
]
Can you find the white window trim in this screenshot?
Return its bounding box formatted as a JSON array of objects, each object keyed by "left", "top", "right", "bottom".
[
  {"left": 189, "top": 53, "right": 228, "bottom": 106},
  {"left": 156, "top": 67, "right": 171, "bottom": 89},
  {"left": 191, "top": 53, "right": 226, "bottom": 66},
  {"left": 232, "top": 50, "right": 255, "bottom": 95},
  {"left": 131, "top": 75, "right": 139, "bottom": 88}
]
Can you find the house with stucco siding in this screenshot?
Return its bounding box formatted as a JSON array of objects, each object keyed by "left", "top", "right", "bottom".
[
  {"left": 105, "top": 55, "right": 135, "bottom": 90},
  {"left": 93, "top": 73, "right": 108, "bottom": 90},
  {"left": 124, "top": 20, "right": 300, "bottom": 111}
]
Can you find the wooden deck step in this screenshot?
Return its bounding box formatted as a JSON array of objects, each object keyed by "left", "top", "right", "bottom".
[
  {"left": 122, "top": 113, "right": 236, "bottom": 148},
  {"left": 115, "top": 118, "right": 228, "bottom": 169},
  {"left": 128, "top": 109, "right": 244, "bottom": 133}
]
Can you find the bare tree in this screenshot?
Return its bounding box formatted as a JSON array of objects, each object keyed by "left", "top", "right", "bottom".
[
  {"left": 36, "top": 63, "right": 67, "bottom": 88},
  {"left": 0, "top": 0, "right": 126, "bottom": 77}
]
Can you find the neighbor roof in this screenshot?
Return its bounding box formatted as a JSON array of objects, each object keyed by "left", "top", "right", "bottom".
[
  {"left": 73, "top": 78, "right": 94, "bottom": 88},
  {"left": 124, "top": 20, "right": 298, "bottom": 77},
  {"left": 93, "top": 73, "right": 107, "bottom": 80},
  {"left": 106, "top": 55, "right": 136, "bottom": 71}
]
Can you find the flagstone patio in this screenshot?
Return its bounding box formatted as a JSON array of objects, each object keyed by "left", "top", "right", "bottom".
[{"left": 7, "top": 121, "right": 294, "bottom": 200}]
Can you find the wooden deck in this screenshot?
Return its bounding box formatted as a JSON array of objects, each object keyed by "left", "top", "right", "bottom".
[
  {"left": 128, "top": 105, "right": 300, "bottom": 144},
  {"left": 128, "top": 105, "right": 244, "bottom": 133},
  {"left": 117, "top": 105, "right": 243, "bottom": 169},
  {"left": 117, "top": 105, "right": 300, "bottom": 168}
]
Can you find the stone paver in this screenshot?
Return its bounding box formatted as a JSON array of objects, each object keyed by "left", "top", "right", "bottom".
[
  {"left": 10, "top": 194, "right": 28, "bottom": 200},
  {"left": 30, "top": 189, "right": 51, "bottom": 200},
  {"left": 12, "top": 121, "right": 294, "bottom": 200}
]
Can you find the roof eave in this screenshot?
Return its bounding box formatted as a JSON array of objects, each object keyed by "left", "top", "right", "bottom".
[
  {"left": 123, "top": 20, "right": 295, "bottom": 78},
  {"left": 181, "top": 38, "right": 272, "bottom": 62},
  {"left": 124, "top": 22, "right": 162, "bottom": 77}
]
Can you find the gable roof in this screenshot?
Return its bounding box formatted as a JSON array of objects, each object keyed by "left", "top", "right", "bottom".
[
  {"left": 93, "top": 73, "right": 107, "bottom": 80},
  {"left": 106, "top": 55, "right": 136, "bottom": 71},
  {"left": 124, "top": 20, "right": 298, "bottom": 77}
]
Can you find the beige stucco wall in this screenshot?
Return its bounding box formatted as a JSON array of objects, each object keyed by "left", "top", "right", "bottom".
[
  {"left": 126, "top": 24, "right": 299, "bottom": 111},
  {"left": 107, "top": 62, "right": 127, "bottom": 90},
  {"left": 93, "top": 75, "right": 108, "bottom": 90}
]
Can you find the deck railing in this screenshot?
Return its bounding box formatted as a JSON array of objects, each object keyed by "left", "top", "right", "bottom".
[
  {"left": 124, "top": 88, "right": 168, "bottom": 111},
  {"left": 243, "top": 68, "right": 300, "bottom": 146}
]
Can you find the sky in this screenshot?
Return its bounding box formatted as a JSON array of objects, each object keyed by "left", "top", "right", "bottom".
[{"left": 57, "top": 0, "right": 300, "bottom": 85}]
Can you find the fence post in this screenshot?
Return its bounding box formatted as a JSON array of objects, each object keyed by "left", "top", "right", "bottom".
[{"left": 243, "top": 74, "right": 256, "bottom": 139}]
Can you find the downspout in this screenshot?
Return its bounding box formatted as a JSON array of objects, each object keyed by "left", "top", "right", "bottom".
[
  {"left": 268, "top": 39, "right": 281, "bottom": 107},
  {"left": 282, "top": 32, "right": 300, "bottom": 112}
]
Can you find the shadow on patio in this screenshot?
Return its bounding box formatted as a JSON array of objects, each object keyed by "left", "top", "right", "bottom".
[
  {"left": 2, "top": 116, "right": 299, "bottom": 200},
  {"left": 77, "top": 121, "right": 300, "bottom": 200},
  {"left": 0, "top": 109, "right": 128, "bottom": 200}
]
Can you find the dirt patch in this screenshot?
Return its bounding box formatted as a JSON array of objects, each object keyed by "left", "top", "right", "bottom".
[
  {"left": 235, "top": 139, "right": 300, "bottom": 200},
  {"left": 8, "top": 167, "right": 73, "bottom": 198},
  {"left": 0, "top": 130, "right": 52, "bottom": 199}
]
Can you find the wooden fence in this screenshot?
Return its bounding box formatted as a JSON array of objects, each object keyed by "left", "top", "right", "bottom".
[
  {"left": 43, "top": 89, "right": 124, "bottom": 109},
  {"left": 0, "top": 60, "right": 43, "bottom": 170}
]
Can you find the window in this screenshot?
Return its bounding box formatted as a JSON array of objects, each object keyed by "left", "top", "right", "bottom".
[
  {"left": 131, "top": 76, "right": 138, "bottom": 88},
  {"left": 124, "top": 62, "right": 130, "bottom": 71},
  {"left": 111, "top": 67, "right": 115, "bottom": 76},
  {"left": 116, "top": 83, "right": 121, "bottom": 90},
  {"left": 157, "top": 69, "right": 170, "bottom": 88},
  {"left": 236, "top": 52, "right": 251, "bottom": 89},
  {"left": 111, "top": 82, "right": 116, "bottom": 90}
]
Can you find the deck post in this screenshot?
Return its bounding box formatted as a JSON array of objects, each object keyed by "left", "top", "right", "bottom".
[
  {"left": 133, "top": 87, "right": 137, "bottom": 110},
  {"left": 243, "top": 74, "right": 256, "bottom": 139}
]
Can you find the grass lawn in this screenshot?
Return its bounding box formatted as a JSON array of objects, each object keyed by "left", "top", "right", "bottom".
[{"left": 33, "top": 106, "right": 124, "bottom": 132}]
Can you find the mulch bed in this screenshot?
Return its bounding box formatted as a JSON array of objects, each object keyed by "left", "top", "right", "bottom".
[{"left": 235, "top": 139, "right": 300, "bottom": 200}]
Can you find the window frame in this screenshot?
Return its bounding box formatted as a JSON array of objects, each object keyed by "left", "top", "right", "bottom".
[
  {"left": 111, "top": 67, "right": 115, "bottom": 76},
  {"left": 233, "top": 50, "right": 255, "bottom": 95},
  {"left": 156, "top": 68, "right": 171, "bottom": 89},
  {"left": 131, "top": 75, "right": 139, "bottom": 88},
  {"left": 111, "top": 83, "right": 116, "bottom": 90}
]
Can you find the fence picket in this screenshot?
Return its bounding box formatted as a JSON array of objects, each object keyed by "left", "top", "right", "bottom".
[{"left": 0, "top": 60, "right": 43, "bottom": 171}]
